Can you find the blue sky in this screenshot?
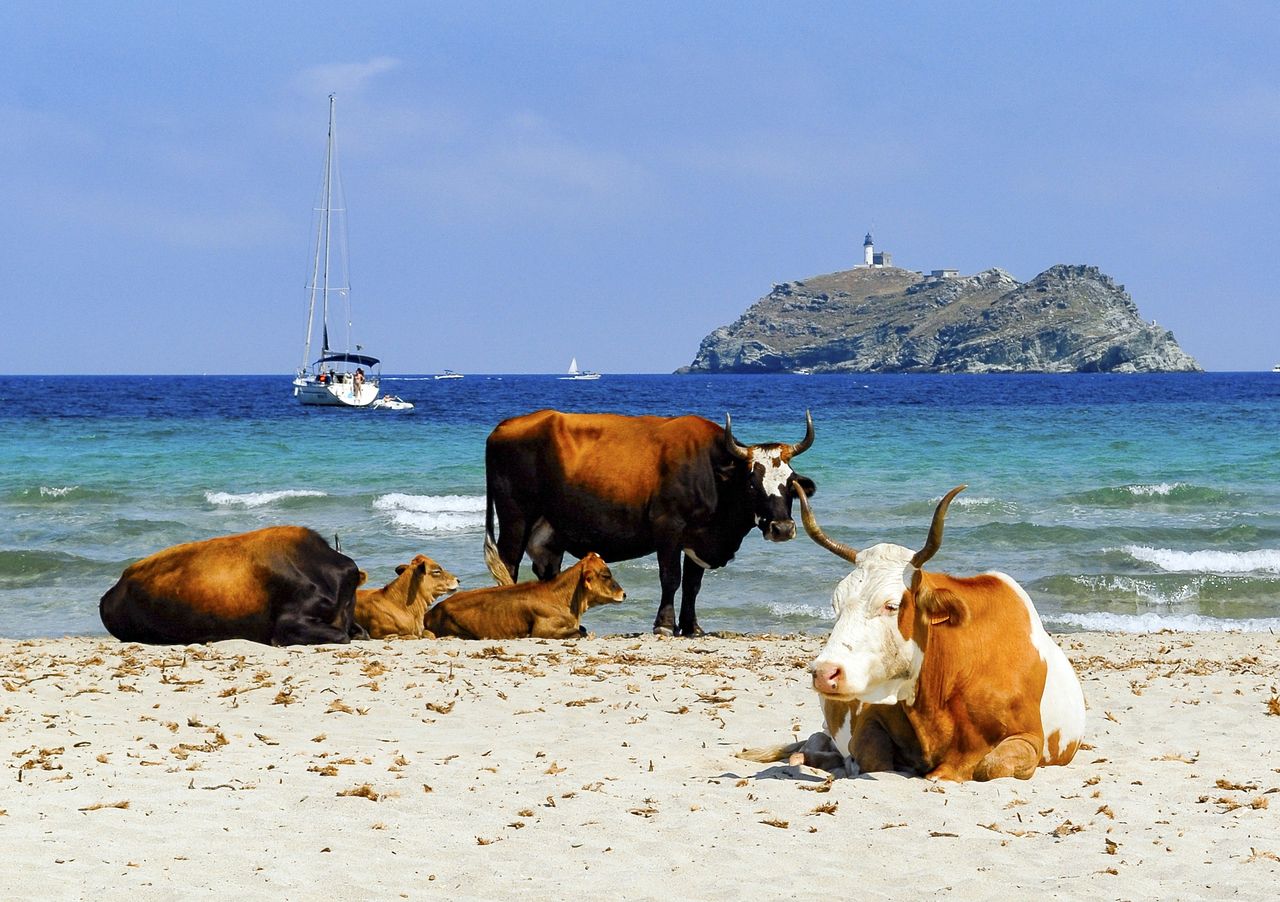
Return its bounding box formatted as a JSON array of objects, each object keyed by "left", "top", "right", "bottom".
[{"left": 4, "top": 2, "right": 1277, "bottom": 374}]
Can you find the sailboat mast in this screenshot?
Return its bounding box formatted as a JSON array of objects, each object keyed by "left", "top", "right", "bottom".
[
  {"left": 301, "top": 94, "right": 337, "bottom": 372},
  {"left": 320, "top": 93, "right": 336, "bottom": 354}
]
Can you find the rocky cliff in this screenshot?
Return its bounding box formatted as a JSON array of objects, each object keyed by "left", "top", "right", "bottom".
[{"left": 678, "top": 264, "right": 1201, "bottom": 374}]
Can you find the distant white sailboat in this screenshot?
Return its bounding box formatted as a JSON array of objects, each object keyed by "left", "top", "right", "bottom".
[
  {"left": 292, "top": 94, "right": 382, "bottom": 408},
  {"left": 434, "top": 370, "right": 464, "bottom": 380},
  {"left": 559, "top": 357, "right": 601, "bottom": 381}
]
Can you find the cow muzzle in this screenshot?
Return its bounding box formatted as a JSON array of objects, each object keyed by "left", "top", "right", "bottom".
[
  {"left": 762, "top": 519, "right": 797, "bottom": 542},
  {"left": 812, "top": 660, "right": 846, "bottom": 696}
]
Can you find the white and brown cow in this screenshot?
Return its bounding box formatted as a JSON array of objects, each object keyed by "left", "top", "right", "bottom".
[{"left": 781, "top": 483, "right": 1086, "bottom": 782}]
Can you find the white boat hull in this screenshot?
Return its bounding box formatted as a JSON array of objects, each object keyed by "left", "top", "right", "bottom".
[
  {"left": 293, "top": 378, "right": 379, "bottom": 407},
  {"left": 372, "top": 394, "right": 413, "bottom": 410}
]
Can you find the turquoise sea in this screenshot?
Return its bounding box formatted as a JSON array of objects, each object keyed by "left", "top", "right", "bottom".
[{"left": 2, "top": 373, "right": 1279, "bottom": 639}]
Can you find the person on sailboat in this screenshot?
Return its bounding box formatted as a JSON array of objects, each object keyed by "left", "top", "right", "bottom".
[{"left": 354, "top": 368, "right": 365, "bottom": 395}]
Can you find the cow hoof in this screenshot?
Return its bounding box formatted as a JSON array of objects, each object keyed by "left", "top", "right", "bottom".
[
  {"left": 677, "top": 626, "right": 705, "bottom": 638},
  {"left": 653, "top": 626, "right": 675, "bottom": 637}
]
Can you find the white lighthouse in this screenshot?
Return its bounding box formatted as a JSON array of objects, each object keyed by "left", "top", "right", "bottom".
[{"left": 858, "top": 230, "right": 893, "bottom": 268}]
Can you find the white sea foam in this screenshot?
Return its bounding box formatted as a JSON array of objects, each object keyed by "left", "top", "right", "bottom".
[
  {"left": 39, "top": 486, "right": 79, "bottom": 498},
  {"left": 947, "top": 494, "right": 1016, "bottom": 514},
  {"left": 1124, "top": 482, "right": 1184, "bottom": 496},
  {"left": 1069, "top": 574, "right": 1202, "bottom": 605},
  {"left": 205, "top": 490, "right": 327, "bottom": 508},
  {"left": 373, "top": 494, "right": 486, "bottom": 533},
  {"left": 765, "top": 602, "right": 831, "bottom": 620},
  {"left": 1121, "top": 545, "right": 1280, "bottom": 574},
  {"left": 1048, "top": 611, "right": 1280, "bottom": 634}
]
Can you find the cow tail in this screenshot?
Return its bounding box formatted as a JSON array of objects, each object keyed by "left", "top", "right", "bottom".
[
  {"left": 484, "top": 492, "right": 514, "bottom": 586},
  {"left": 736, "top": 740, "right": 806, "bottom": 764}
]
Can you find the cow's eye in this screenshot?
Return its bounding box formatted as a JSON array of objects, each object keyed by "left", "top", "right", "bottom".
[
  {"left": 883, "top": 601, "right": 900, "bottom": 614},
  {"left": 431, "top": 570, "right": 442, "bottom": 577}
]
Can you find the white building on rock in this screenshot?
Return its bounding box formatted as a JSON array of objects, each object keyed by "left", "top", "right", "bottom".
[{"left": 859, "top": 232, "right": 893, "bottom": 268}]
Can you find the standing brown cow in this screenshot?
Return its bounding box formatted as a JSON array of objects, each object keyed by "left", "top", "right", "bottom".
[{"left": 484, "top": 409, "right": 816, "bottom": 636}]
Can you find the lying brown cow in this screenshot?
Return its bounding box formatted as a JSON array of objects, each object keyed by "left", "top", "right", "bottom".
[
  {"left": 424, "top": 553, "right": 625, "bottom": 639},
  {"left": 99, "top": 526, "right": 363, "bottom": 646},
  {"left": 354, "top": 554, "right": 459, "bottom": 639}
]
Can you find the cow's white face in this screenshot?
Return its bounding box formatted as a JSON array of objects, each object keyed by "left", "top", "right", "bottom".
[
  {"left": 811, "top": 543, "right": 923, "bottom": 705},
  {"left": 750, "top": 448, "right": 794, "bottom": 498},
  {"left": 745, "top": 448, "right": 806, "bottom": 542}
]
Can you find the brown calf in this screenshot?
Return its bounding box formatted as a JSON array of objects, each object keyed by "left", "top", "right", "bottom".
[
  {"left": 354, "top": 554, "right": 459, "bottom": 639},
  {"left": 425, "top": 553, "right": 625, "bottom": 639}
]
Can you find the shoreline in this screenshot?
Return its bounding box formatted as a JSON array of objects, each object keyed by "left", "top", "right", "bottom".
[{"left": 4, "top": 630, "right": 1279, "bottom": 898}]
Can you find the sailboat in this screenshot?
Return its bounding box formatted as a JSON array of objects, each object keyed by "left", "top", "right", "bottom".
[
  {"left": 559, "top": 357, "right": 601, "bottom": 381},
  {"left": 292, "top": 94, "right": 382, "bottom": 408}
]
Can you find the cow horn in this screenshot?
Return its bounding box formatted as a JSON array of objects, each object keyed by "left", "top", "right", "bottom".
[
  {"left": 783, "top": 409, "right": 814, "bottom": 460},
  {"left": 793, "top": 480, "right": 858, "bottom": 564},
  {"left": 722, "top": 413, "right": 750, "bottom": 461},
  {"left": 910, "top": 485, "right": 967, "bottom": 569}
]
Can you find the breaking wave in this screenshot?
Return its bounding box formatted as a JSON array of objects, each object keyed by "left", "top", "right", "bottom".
[
  {"left": 1066, "top": 483, "right": 1235, "bottom": 507},
  {"left": 1046, "top": 611, "right": 1280, "bottom": 633},
  {"left": 765, "top": 602, "right": 831, "bottom": 621},
  {"left": 6, "top": 485, "right": 126, "bottom": 504},
  {"left": 373, "top": 493, "right": 486, "bottom": 533},
  {"left": 0, "top": 549, "right": 116, "bottom": 587},
  {"left": 1120, "top": 545, "right": 1280, "bottom": 574},
  {"left": 1056, "top": 573, "right": 1203, "bottom": 606},
  {"left": 892, "top": 494, "right": 1019, "bottom": 517},
  {"left": 204, "top": 490, "right": 328, "bottom": 508}
]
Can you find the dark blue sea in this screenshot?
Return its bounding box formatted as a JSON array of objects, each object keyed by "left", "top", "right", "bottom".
[{"left": 2, "top": 373, "right": 1279, "bottom": 639}]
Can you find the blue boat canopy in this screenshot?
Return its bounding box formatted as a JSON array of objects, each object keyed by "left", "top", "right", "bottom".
[{"left": 315, "top": 353, "right": 380, "bottom": 367}]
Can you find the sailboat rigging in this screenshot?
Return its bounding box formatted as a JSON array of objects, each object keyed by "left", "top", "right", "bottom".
[{"left": 292, "top": 94, "right": 384, "bottom": 408}]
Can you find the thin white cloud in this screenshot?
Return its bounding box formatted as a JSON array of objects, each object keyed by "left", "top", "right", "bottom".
[
  {"left": 31, "top": 186, "right": 289, "bottom": 250},
  {"left": 389, "top": 107, "right": 656, "bottom": 223},
  {"left": 293, "top": 57, "right": 403, "bottom": 97}
]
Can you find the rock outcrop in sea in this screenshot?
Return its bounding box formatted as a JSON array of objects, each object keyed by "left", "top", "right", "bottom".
[{"left": 678, "top": 264, "right": 1201, "bottom": 374}]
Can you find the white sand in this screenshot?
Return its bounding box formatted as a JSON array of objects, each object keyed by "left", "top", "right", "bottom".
[{"left": 2, "top": 631, "right": 1278, "bottom": 900}]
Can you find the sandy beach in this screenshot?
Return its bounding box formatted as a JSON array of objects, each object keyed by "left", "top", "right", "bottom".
[{"left": 2, "top": 630, "right": 1277, "bottom": 900}]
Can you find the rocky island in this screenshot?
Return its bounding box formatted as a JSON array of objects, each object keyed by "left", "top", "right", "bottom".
[{"left": 678, "top": 263, "right": 1201, "bottom": 374}]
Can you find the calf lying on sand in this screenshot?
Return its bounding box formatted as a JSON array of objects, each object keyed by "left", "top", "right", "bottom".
[
  {"left": 425, "top": 553, "right": 625, "bottom": 639},
  {"left": 354, "top": 554, "right": 459, "bottom": 639}
]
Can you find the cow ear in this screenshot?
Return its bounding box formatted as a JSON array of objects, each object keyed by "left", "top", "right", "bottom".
[
  {"left": 395, "top": 564, "right": 408, "bottom": 575},
  {"left": 357, "top": 570, "right": 369, "bottom": 586},
  {"left": 416, "top": 559, "right": 428, "bottom": 573},
  {"left": 792, "top": 475, "right": 816, "bottom": 498},
  {"left": 915, "top": 583, "right": 969, "bottom": 627}
]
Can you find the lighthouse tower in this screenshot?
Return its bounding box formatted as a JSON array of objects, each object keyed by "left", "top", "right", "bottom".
[{"left": 863, "top": 232, "right": 875, "bottom": 266}]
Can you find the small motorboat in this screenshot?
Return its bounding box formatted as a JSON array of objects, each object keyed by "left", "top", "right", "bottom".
[
  {"left": 434, "top": 370, "right": 464, "bottom": 380},
  {"left": 372, "top": 394, "right": 414, "bottom": 410}
]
